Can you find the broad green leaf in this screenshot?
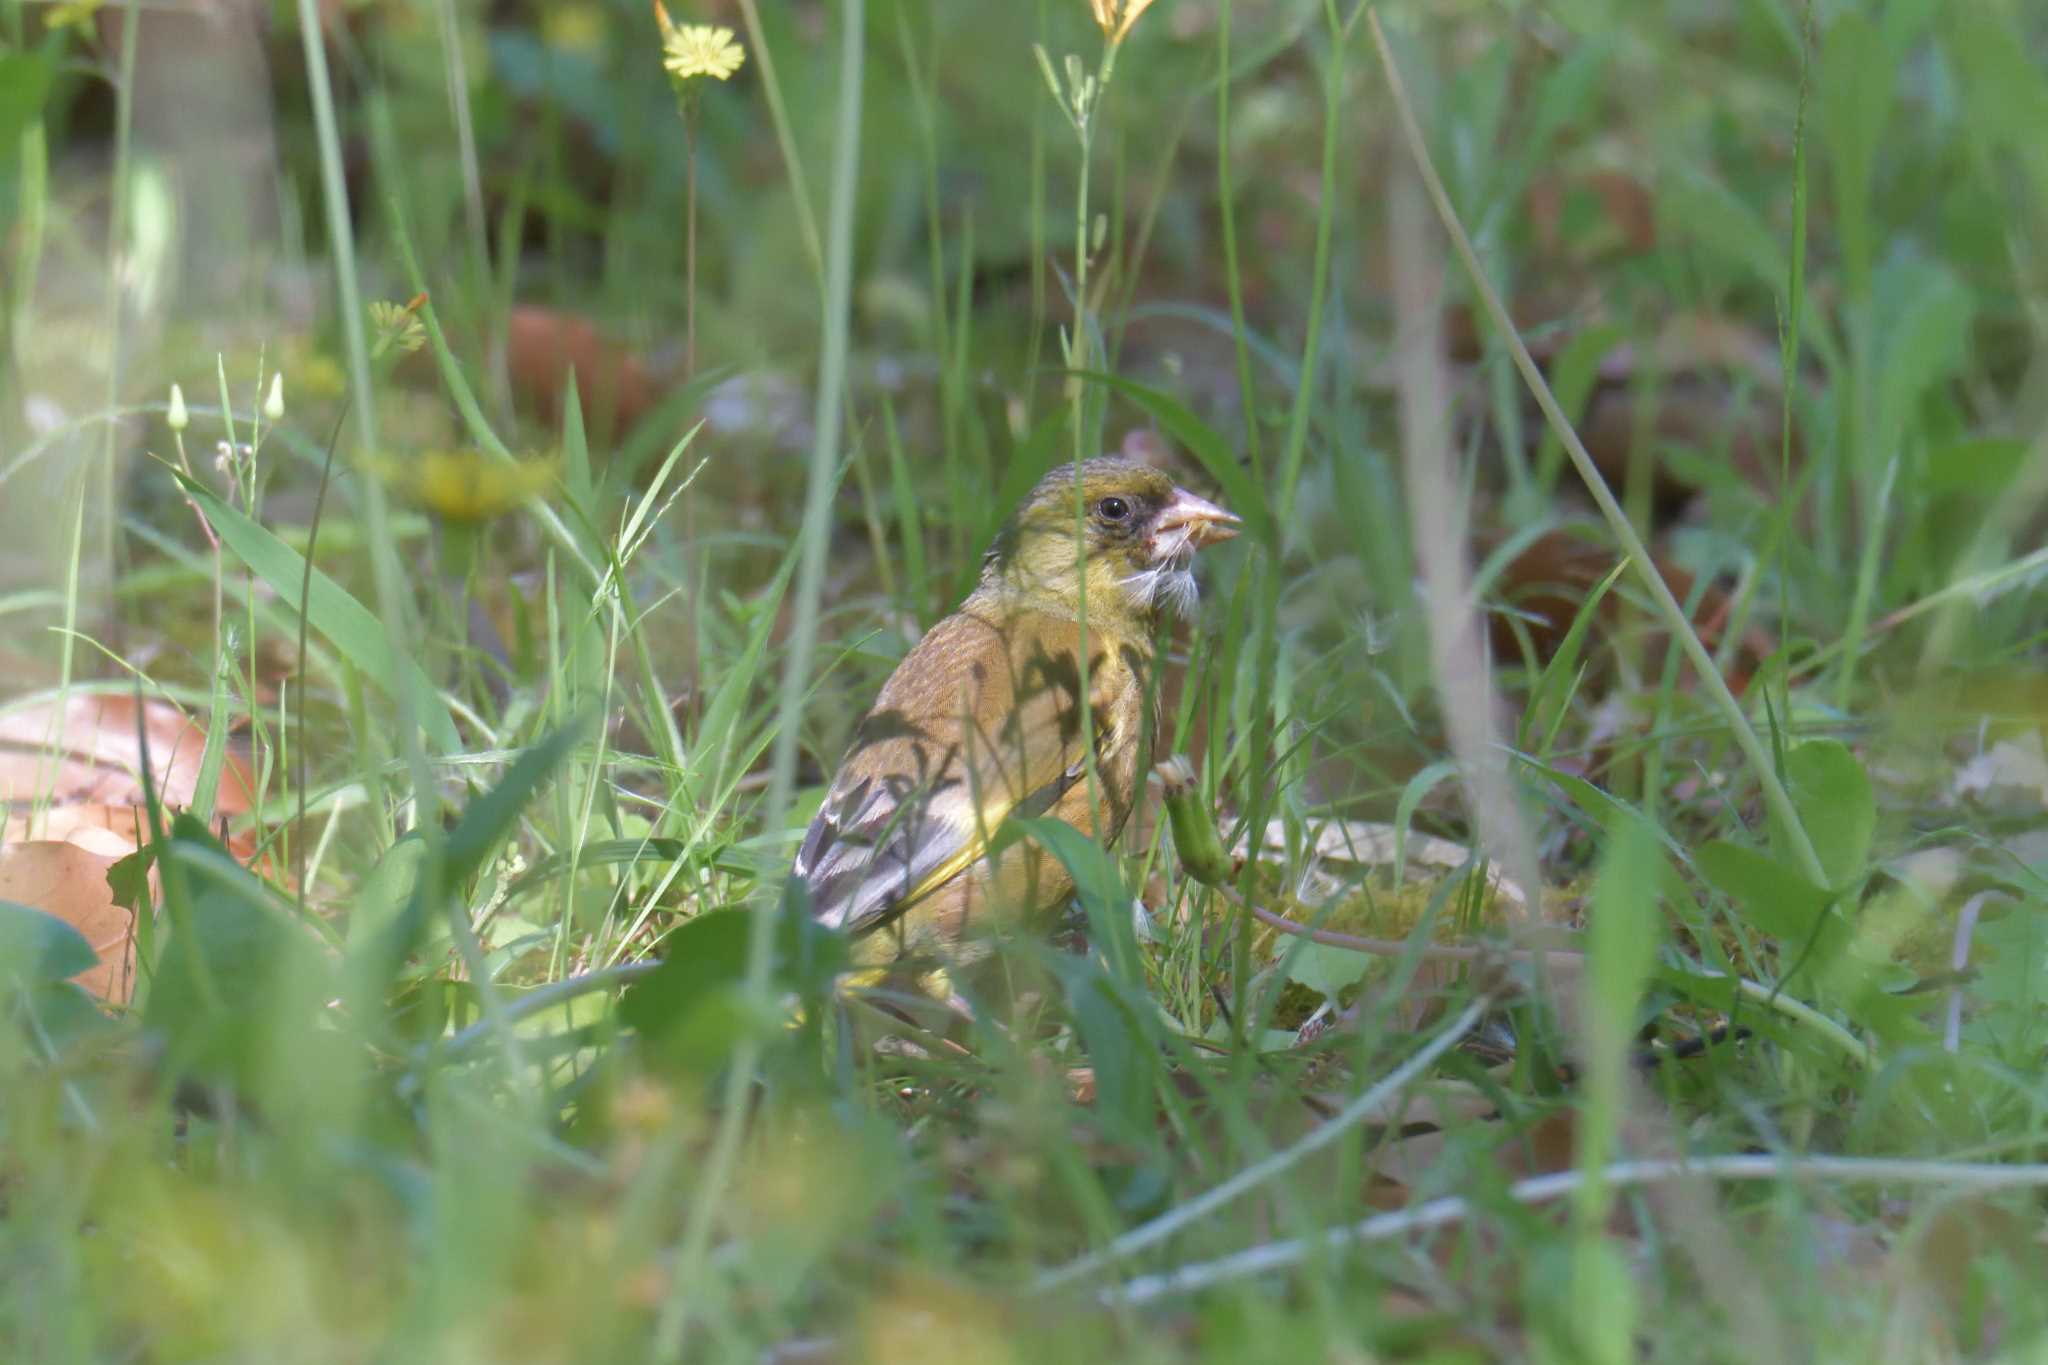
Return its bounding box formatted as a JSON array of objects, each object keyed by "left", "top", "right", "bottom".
[
  {"left": 146, "top": 816, "right": 333, "bottom": 1088},
  {"left": 1663, "top": 171, "right": 1785, "bottom": 296},
  {"left": 345, "top": 832, "right": 428, "bottom": 951},
  {"left": 173, "top": 472, "right": 459, "bottom": 752},
  {"left": 1697, "top": 839, "right": 1839, "bottom": 960},
  {"left": 1282, "top": 941, "right": 1373, "bottom": 1005},
  {"left": 1923, "top": 438, "right": 2028, "bottom": 498},
  {"left": 1775, "top": 739, "right": 1875, "bottom": 888},
  {"left": 618, "top": 909, "right": 789, "bottom": 1069},
  {"left": 0, "top": 900, "right": 100, "bottom": 982}
]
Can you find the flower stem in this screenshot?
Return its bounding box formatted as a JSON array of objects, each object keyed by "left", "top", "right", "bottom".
[{"left": 684, "top": 110, "right": 699, "bottom": 379}]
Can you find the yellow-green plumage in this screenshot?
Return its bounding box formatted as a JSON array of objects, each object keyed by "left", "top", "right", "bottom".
[{"left": 794, "top": 458, "right": 1237, "bottom": 964}]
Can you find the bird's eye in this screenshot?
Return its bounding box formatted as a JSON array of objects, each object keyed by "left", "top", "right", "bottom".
[{"left": 1096, "top": 496, "right": 1132, "bottom": 522}]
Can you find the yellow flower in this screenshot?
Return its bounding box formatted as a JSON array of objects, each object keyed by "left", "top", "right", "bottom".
[
  {"left": 1089, "top": 0, "right": 1157, "bottom": 45},
  {"left": 655, "top": 5, "right": 745, "bottom": 83},
  {"left": 369, "top": 299, "right": 428, "bottom": 358},
  {"left": 369, "top": 450, "right": 559, "bottom": 524},
  {"left": 46, "top": 0, "right": 105, "bottom": 32}
]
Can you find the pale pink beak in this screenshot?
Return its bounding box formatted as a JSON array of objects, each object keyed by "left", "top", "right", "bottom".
[{"left": 1155, "top": 487, "right": 1240, "bottom": 548}]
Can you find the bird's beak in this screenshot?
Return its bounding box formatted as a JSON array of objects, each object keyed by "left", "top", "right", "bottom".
[{"left": 1156, "top": 487, "right": 1240, "bottom": 548}]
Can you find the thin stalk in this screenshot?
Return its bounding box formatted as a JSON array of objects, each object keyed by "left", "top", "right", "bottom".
[
  {"left": 734, "top": 0, "right": 824, "bottom": 287},
  {"left": 1275, "top": 0, "right": 1351, "bottom": 529},
  {"left": 1070, "top": 109, "right": 1095, "bottom": 462},
  {"left": 295, "top": 0, "right": 524, "bottom": 1080},
  {"left": 1367, "top": 9, "right": 1831, "bottom": 893},
  {"left": 1097, "top": 1154, "right": 2048, "bottom": 1306},
  {"left": 432, "top": 0, "right": 506, "bottom": 416},
  {"left": 1217, "top": 0, "right": 1262, "bottom": 467},
  {"left": 654, "top": 2, "right": 863, "bottom": 1355},
  {"left": 684, "top": 110, "right": 699, "bottom": 377},
  {"left": 45, "top": 0, "right": 141, "bottom": 817}
]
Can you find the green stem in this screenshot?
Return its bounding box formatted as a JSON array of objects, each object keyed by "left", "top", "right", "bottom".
[
  {"left": 48, "top": 0, "right": 141, "bottom": 822},
  {"left": 654, "top": 2, "right": 864, "bottom": 1355},
  {"left": 1367, "top": 10, "right": 1832, "bottom": 894},
  {"left": 1216, "top": 0, "right": 1261, "bottom": 468},
  {"left": 734, "top": 0, "right": 824, "bottom": 287}
]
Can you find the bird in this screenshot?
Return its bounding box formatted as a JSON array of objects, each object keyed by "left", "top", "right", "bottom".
[{"left": 794, "top": 456, "right": 1239, "bottom": 967}]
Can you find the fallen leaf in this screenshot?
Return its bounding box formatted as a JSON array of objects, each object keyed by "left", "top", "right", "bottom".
[
  {"left": 0, "top": 693, "right": 252, "bottom": 816},
  {"left": 0, "top": 840, "right": 134, "bottom": 1002},
  {"left": 1484, "top": 528, "right": 1775, "bottom": 693},
  {"left": 505, "top": 304, "right": 665, "bottom": 434}
]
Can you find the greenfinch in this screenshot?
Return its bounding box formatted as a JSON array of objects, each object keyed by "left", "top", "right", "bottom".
[{"left": 795, "top": 457, "right": 1239, "bottom": 965}]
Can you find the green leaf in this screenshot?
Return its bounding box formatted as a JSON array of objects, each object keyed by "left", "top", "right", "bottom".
[
  {"left": 1870, "top": 259, "right": 1973, "bottom": 461},
  {"left": 1663, "top": 170, "right": 1785, "bottom": 295},
  {"left": 1923, "top": 438, "right": 2029, "bottom": 498},
  {"left": 1587, "top": 816, "right": 1664, "bottom": 1070},
  {"left": 145, "top": 816, "right": 331, "bottom": 1087},
  {"left": 1282, "top": 941, "right": 1373, "bottom": 1005},
  {"left": 1697, "top": 840, "right": 1839, "bottom": 956},
  {"left": 173, "top": 472, "right": 459, "bottom": 752},
  {"left": 1014, "top": 817, "right": 1139, "bottom": 985},
  {"left": 619, "top": 909, "right": 776, "bottom": 1069},
  {"left": 1775, "top": 739, "right": 1875, "bottom": 888},
  {"left": 440, "top": 721, "right": 589, "bottom": 895},
  {"left": 1818, "top": 11, "right": 1894, "bottom": 294},
  {"left": 1054, "top": 952, "right": 1155, "bottom": 1139},
  {"left": 0, "top": 900, "right": 99, "bottom": 982},
  {"left": 0, "top": 53, "right": 54, "bottom": 152},
  {"left": 345, "top": 832, "right": 428, "bottom": 952}
]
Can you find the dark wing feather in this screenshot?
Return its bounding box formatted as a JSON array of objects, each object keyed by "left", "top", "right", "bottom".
[{"left": 794, "top": 608, "right": 1113, "bottom": 937}]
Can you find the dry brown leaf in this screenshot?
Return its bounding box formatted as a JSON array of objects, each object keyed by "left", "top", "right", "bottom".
[
  {"left": 5, "top": 803, "right": 149, "bottom": 860},
  {"left": 1, "top": 694, "right": 264, "bottom": 998},
  {"left": 0, "top": 693, "right": 252, "bottom": 816},
  {"left": 1484, "top": 528, "right": 1775, "bottom": 694},
  {"left": 505, "top": 304, "right": 666, "bottom": 435},
  {"left": 0, "top": 840, "right": 134, "bottom": 1003}
]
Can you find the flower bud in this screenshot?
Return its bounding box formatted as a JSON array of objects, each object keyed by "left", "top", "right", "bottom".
[
  {"left": 263, "top": 372, "right": 285, "bottom": 422},
  {"left": 167, "top": 383, "right": 188, "bottom": 432}
]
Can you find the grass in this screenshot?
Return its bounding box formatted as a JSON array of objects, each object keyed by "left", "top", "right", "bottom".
[{"left": 4, "top": 0, "right": 2048, "bottom": 1360}]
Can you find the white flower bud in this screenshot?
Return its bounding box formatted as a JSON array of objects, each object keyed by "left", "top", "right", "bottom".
[
  {"left": 167, "top": 383, "right": 188, "bottom": 432},
  {"left": 263, "top": 372, "right": 285, "bottom": 422}
]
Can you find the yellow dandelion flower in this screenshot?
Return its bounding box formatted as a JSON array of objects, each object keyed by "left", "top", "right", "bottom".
[
  {"left": 656, "top": 5, "right": 745, "bottom": 83},
  {"left": 370, "top": 450, "right": 559, "bottom": 524},
  {"left": 1089, "top": 0, "right": 1156, "bottom": 45}
]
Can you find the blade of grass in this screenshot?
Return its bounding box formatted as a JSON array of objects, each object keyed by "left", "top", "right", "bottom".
[
  {"left": 1367, "top": 8, "right": 1831, "bottom": 894},
  {"left": 654, "top": 1, "right": 864, "bottom": 1354}
]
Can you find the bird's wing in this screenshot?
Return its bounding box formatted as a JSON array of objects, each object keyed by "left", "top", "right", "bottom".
[{"left": 794, "top": 609, "right": 1129, "bottom": 937}]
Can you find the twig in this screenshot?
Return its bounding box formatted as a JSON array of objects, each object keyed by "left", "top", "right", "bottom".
[{"left": 1095, "top": 1153, "right": 2048, "bottom": 1306}]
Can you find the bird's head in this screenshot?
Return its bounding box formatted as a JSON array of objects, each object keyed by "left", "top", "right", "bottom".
[{"left": 981, "top": 457, "right": 1240, "bottom": 623}]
